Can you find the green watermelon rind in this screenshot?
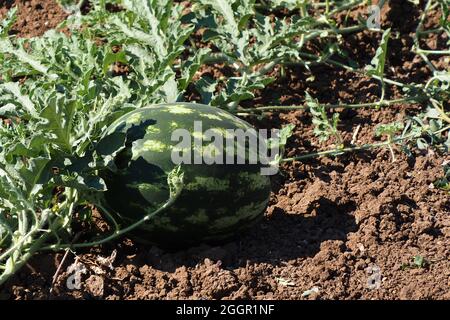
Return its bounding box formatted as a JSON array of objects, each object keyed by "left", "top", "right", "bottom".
[{"left": 101, "top": 103, "right": 272, "bottom": 248}]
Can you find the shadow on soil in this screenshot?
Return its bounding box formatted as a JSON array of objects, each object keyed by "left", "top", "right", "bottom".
[
  {"left": 0, "top": 197, "right": 359, "bottom": 294},
  {"left": 138, "top": 197, "right": 358, "bottom": 272}
]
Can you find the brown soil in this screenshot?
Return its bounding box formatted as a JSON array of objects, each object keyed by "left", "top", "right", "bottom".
[
  {"left": 0, "top": 0, "right": 449, "bottom": 300},
  {"left": 0, "top": 0, "right": 68, "bottom": 37}
]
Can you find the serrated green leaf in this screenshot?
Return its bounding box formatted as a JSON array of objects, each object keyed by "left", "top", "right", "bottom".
[
  {"left": 0, "top": 7, "right": 17, "bottom": 38},
  {"left": 1, "top": 82, "right": 38, "bottom": 117},
  {"left": 38, "top": 95, "right": 77, "bottom": 152},
  {"left": 375, "top": 122, "right": 404, "bottom": 137},
  {"left": 0, "top": 39, "right": 52, "bottom": 77},
  {"left": 18, "top": 157, "right": 52, "bottom": 195},
  {"left": 200, "top": 0, "right": 239, "bottom": 36},
  {"left": 195, "top": 76, "right": 218, "bottom": 104},
  {"left": 179, "top": 48, "right": 211, "bottom": 91},
  {"left": 366, "top": 28, "right": 391, "bottom": 78}
]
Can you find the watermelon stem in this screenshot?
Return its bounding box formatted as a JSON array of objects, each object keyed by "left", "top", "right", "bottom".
[
  {"left": 96, "top": 202, "right": 121, "bottom": 233},
  {"left": 42, "top": 168, "right": 185, "bottom": 250},
  {"left": 281, "top": 140, "right": 393, "bottom": 162},
  {"left": 280, "top": 128, "right": 439, "bottom": 163},
  {"left": 234, "top": 96, "right": 421, "bottom": 114}
]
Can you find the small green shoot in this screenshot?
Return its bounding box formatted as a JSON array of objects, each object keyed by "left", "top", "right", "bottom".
[
  {"left": 375, "top": 122, "right": 404, "bottom": 162},
  {"left": 306, "top": 92, "right": 343, "bottom": 147}
]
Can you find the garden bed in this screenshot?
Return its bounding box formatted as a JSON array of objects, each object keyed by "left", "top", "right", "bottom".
[{"left": 0, "top": 0, "right": 448, "bottom": 300}]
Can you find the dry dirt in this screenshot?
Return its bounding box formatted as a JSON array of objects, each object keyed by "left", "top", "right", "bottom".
[{"left": 0, "top": 0, "right": 449, "bottom": 300}]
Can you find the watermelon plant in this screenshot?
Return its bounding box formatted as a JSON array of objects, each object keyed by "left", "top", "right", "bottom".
[{"left": 0, "top": 0, "right": 448, "bottom": 286}]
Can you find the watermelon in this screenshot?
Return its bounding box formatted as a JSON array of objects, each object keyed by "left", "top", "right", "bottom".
[{"left": 100, "top": 103, "right": 271, "bottom": 248}]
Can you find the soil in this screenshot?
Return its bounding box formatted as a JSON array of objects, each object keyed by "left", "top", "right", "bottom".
[
  {"left": 0, "top": 0, "right": 68, "bottom": 37},
  {"left": 0, "top": 0, "right": 449, "bottom": 300}
]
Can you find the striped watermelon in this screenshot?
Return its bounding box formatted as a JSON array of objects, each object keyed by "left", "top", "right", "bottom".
[{"left": 100, "top": 103, "right": 271, "bottom": 248}]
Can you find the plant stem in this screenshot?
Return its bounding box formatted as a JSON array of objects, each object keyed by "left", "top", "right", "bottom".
[
  {"left": 417, "top": 28, "right": 443, "bottom": 35},
  {"left": 0, "top": 188, "right": 77, "bottom": 285},
  {"left": 0, "top": 231, "right": 52, "bottom": 286},
  {"left": 416, "top": 49, "right": 450, "bottom": 55},
  {"left": 281, "top": 140, "right": 392, "bottom": 162},
  {"left": 294, "top": 52, "right": 407, "bottom": 88},
  {"left": 235, "top": 97, "right": 420, "bottom": 114},
  {"left": 435, "top": 125, "right": 450, "bottom": 134},
  {"left": 42, "top": 186, "right": 182, "bottom": 250},
  {"left": 413, "top": 0, "right": 438, "bottom": 72},
  {"left": 430, "top": 99, "right": 450, "bottom": 124},
  {"left": 281, "top": 126, "right": 447, "bottom": 164}
]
